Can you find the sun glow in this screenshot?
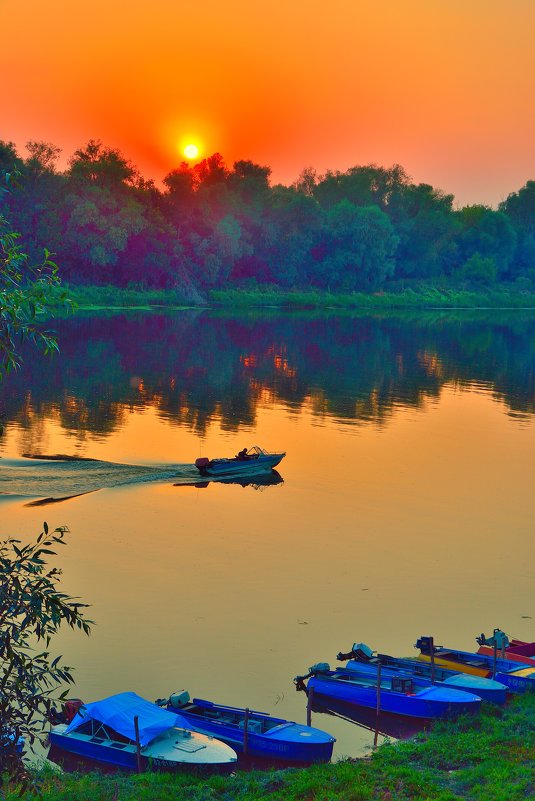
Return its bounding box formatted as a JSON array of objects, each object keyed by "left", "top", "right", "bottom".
[{"left": 184, "top": 143, "right": 199, "bottom": 160}]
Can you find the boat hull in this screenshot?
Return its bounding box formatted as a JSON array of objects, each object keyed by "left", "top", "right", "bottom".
[
  {"left": 168, "top": 701, "right": 334, "bottom": 764},
  {"left": 477, "top": 645, "right": 535, "bottom": 667},
  {"left": 418, "top": 648, "right": 535, "bottom": 693},
  {"left": 307, "top": 674, "right": 481, "bottom": 719},
  {"left": 49, "top": 725, "right": 236, "bottom": 774},
  {"left": 197, "top": 452, "right": 285, "bottom": 477},
  {"left": 344, "top": 660, "right": 507, "bottom": 704}
]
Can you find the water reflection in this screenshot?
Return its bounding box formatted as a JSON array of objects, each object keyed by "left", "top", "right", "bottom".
[
  {"left": 1, "top": 310, "right": 534, "bottom": 454},
  {"left": 175, "top": 470, "right": 284, "bottom": 491},
  {"left": 310, "top": 697, "right": 428, "bottom": 740}
]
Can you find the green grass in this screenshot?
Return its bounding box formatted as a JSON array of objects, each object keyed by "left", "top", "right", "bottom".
[
  {"left": 209, "top": 285, "right": 535, "bottom": 310},
  {"left": 52, "top": 284, "right": 203, "bottom": 311},
  {"left": 48, "top": 283, "right": 535, "bottom": 313},
  {"left": 7, "top": 694, "right": 534, "bottom": 801}
]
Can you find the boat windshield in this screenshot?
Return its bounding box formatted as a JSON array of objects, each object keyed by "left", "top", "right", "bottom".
[{"left": 247, "top": 446, "right": 265, "bottom": 457}]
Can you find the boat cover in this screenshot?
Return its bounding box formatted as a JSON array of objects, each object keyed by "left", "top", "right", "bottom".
[{"left": 65, "top": 692, "right": 190, "bottom": 746}]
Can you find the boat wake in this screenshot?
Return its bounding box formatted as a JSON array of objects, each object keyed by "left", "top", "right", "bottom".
[{"left": 0, "top": 455, "right": 200, "bottom": 504}]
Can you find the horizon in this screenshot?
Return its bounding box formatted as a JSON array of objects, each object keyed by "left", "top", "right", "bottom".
[{"left": 2, "top": 0, "right": 534, "bottom": 207}]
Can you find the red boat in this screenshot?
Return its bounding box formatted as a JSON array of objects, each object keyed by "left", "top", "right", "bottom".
[{"left": 476, "top": 630, "right": 535, "bottom": 667}]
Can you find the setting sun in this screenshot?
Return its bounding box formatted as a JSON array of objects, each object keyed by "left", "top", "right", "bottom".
[{"left": 184, "top": 143, "right": 199, "bottom": 160}]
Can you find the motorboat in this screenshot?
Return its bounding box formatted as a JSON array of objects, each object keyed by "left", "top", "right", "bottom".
[
  {"left": 294, "top": 662, "right": 482, "bottom": 720},
  {"left": 416, "top": 636, "right": 535, "bottom": 693},
  {"left": 195, "top": 446, "right": 285, "bottom": 477},
  {"left": 48, "top": 692, "right": 237, "bottom": 774},
  {"left": 158, "top": 691, "right": 335, "bottom": 764},
  {"left": 336, "top": 642, "right": 508, "bottom": 704}
]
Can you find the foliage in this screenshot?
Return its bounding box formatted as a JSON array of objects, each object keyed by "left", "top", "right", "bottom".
[
  {"left": 1, "top": 140, "right": 533, "bottom": 300},
  {"left": 0, "top": 204, "right": 67, "bottom": 376},
  {"left": 0, "top": 525, "right": 92, "bottom": 781}
]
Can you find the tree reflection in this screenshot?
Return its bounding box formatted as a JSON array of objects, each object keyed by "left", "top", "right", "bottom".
[{"left": 1, "top": 311, "right": 534, "bottom": 450}]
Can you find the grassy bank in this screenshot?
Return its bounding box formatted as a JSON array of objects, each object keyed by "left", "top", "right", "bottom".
[
  {"left": 209, "top": 286, "right": 535, "bottom": 310},
  {"left": 9, "top": 694, "right": 535, "bottom": 801},
  {"left": 46, "top": 284, "right": 535, "bottom": 313},
  {"left": 54, "top": 284, "right": 202, "bottom": 310}
]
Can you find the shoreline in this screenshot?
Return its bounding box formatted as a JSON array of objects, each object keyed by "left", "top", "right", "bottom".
[
  {"left": 51, "top": 284, "right": 535, "bottom": 313},
  {"left": 11, "top": 694, "right": 535, "bottom": 800}
]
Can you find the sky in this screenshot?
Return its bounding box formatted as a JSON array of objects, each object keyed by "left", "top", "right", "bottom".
[{"left": 1, "top": 0, "right": 534, "bottom": 206}]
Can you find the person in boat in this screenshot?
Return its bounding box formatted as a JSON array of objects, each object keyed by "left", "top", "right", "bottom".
[{"left": 236, "top": 447, "right": 249, "bottom": 460}]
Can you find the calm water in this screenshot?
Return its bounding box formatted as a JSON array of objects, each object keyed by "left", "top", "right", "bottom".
[{"left": 1, "top": 309, "right": 535, "bottom": 759}]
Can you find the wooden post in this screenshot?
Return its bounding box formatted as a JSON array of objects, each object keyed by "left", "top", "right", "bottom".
[
  {"left": 134, "top": 715, "right": 142, "bottom": 774},
  {"left": 492, "top": 641, "right": 497, "bottom": 680},
  {"left": 243, "top": 707, "right": 249, "bottom": 755},
  {"left": 306, "top": 687, "right": 314, "bottom": 727},
  {"left": 429, "top": 636, "right": 435, "bottom": 683},
  {"left": 373, "top": 663, "right": 382, "bottom": 748}
]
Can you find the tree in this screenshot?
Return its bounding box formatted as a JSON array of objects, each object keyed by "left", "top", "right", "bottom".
[
  {"left": 316, "top": 201, "right": 398, "bottom": 290},
  {"left": 0, "top": 524, "right": 92, "bottom": 781},
  {"left": 0, "top": 202, "right": 65, "bottom": 376},
  {"left": 68, "top": 139, "right": 137, "bottom": 188}
]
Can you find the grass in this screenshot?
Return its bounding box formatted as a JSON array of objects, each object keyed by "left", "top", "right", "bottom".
[
  {"left": 47, "top": 283, "right": 535, "bottom": 313},
  {"left": 7, "top": 694, "right": 534, "bottom": 801},
  {"left": 209, "top": 285, "right": 535, "bottom": 310}
]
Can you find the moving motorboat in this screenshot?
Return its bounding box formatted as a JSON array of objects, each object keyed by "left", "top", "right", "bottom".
[
  {"left": 48, "top": 692, "right": 237, "bottom": 774},
  {"left": 195, "top": 446, "right": 285, "bottom": 477}
]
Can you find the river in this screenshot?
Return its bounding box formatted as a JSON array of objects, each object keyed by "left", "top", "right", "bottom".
[{"left": 1, "top": 309, "right": 534, "bottom": 759}]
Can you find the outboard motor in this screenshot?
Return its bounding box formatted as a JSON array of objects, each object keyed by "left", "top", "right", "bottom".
[
  {"left": 337, "top": 642, "right": 374, "bottom": 662},
  {"left": 294, "top": 663, "right": 330, "bottom": 692},
  {"left": 168, "top": 690, "right": 190, "bottom": 708},
  {"left": 195, "top": 457, "right": 211, "bottom": 470},
  {"left": 415, "top": 636, "right": 438, "bottom": 654},
  {"left": 476, "top": 629, "right": 510, "bottom": 649}
]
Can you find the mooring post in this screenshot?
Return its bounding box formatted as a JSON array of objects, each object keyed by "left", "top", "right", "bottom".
[
  {"left": 373, "top": 662, "right": 382, "bottom": 748},
  {"left": 429, "top": 636, "right": 435, "bottom": 683},
  {"left": 134, "top": 715, "right": 142, "bottom": 773},
  {"left": 243, "top": 707, "right": 249, "bottom": 755},
  {"left": 493, "top": 641, "right": 497, "bottom": 679},
  {"left": 306, "top": 686, "right": 314, "bottom": 727}
]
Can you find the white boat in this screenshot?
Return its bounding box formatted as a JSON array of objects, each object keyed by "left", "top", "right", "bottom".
[
  {"left": 195, "top": 446, "right": 285, "bottom": 477},
  {"left": 49, "top": 692, "right": 237, "bottom": 774}
]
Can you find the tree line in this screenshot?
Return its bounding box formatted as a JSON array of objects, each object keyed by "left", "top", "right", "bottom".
[{"left": 1, "top": 140, "right": 534, "bottom": 298}]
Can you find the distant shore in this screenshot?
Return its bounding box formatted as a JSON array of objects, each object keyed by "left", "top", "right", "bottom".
[
  {"left": 12, "top": 693, "right": 535, "bottom": 801},
  {"left": 53, "top": 283, "right": 535, "bottom": 313}
]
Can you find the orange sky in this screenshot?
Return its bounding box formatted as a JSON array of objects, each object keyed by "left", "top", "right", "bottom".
[{"left": 2, "top": 0, "right": 534, "bottom": 205}]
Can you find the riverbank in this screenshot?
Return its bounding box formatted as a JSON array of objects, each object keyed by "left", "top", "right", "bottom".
[
  {"left": 53, "top": 284, "right": 535, "bottom": 312},
  {"left": 10, "top": 694, "right": 535, "bottom": 801}
]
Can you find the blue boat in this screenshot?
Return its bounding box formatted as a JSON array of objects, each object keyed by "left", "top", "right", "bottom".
[
  {"left": 294, "top": 663, "right": 482, "bottom": 720},
  {"left": 337, "top": 643, "right": 508, "bottom": 704},
  {"left": 159, "top": 691, "right": 335, "bottom": 764},
  {"left": 49, "top": 692, "right": 237, "bottom": 774},
  {"left": 195, "top": 446, "right": 285, "bottom": 477},
  {"left": 415, "top": 637, "right": 535, "bottom": 693}
]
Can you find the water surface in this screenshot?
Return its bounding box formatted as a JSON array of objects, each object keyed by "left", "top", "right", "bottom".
[{"left": 1, "top": 310, "right": 534, "bottom": 758}]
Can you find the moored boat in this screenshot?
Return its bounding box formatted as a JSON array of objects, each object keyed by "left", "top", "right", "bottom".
[
  {"left": 476, "top": 629, "right": 535, "bottom": 667},
  {"left": 195, "top": 446, "right": 285, "bottom": 477},
  {"left": 416, "top": 636, "right": 535, "bottom": 693},
  {"left": 49, "top": 692, "right": 237, "bottom": 774},
  {"left": 336, "top": 642, "right": 508, "bottom": 704},
  {"left": 294, "top": 663, "right": 482, "bottom": 720},
  {"left": 158, "top": 691, "right": 335, "bottom": 764}
]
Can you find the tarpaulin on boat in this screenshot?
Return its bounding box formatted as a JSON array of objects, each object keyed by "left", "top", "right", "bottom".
[{"left": 65, "top": 692, "right": 190, "bottom": 746}]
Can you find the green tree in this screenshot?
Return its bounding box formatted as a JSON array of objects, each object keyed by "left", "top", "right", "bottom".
[
  {"left": 317, "top": 201, "right": 398, "bottom": 290},
  {"left": 0, "top": 205, "right": 64, "bottom": 375},
  {"left": 0, "top": 524, "right": 92, "bottom": 780}
]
